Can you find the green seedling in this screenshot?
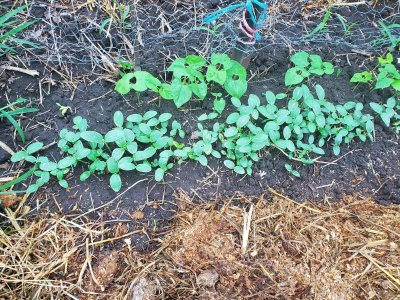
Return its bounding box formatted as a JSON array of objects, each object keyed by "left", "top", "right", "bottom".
[
  {"left": 0, "top": 4, "right": 38, "bottom": 56},
  {"left": 115, "top": 53, "right": 247, "bottom": 108},
  {"left": 285, "top": 164, "right": 300, "bottom": 178},
  {"left": 56, "top": 103, "right": 72, "bottom": 117},
  {"left": 307, "top": 8, "right": 331, "bottom": 38},
  {"left": 0, "top": 97, "right": 38, "bottom": 143},
  {"left": 351, "top": 53, "right": 400, "bottom": 93},
  {"left": 285, "top": 52, "right": 334, "bottom": 86},
  {"left": 198, "top": 23, "right": 226, "bottom": 37},
  {"left": 375, "top": 21, "right": 400, "bottom": 50},
  {"left": 369, "top": 97, "right": 399, "bottom": 127},
  {"left": 336, "top": 14, "right": 357, "bottom": 37}
]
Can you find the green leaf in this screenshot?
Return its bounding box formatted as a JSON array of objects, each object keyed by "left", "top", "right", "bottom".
[
  {"left": 224, "top": 127, "right": 238, "bottom": 138},
  {"left": 248, "top": 94, "right": 260, "bottom": 107},
  {"left": 118, "top": 157, "right": 136, "bottom": 171},
  {"left": 234, "top": 166, "right": 245, "bottom": 174},
  {"left": 386, "top": 97, "right": 397, "bottom": 109},
  {"left": 392, "top": 80, "right": 400, "bottom": 91},
  {"left": 380, "top": 112, "right": 392, "bottom": 127},
  {"left": 105, "top": 128, "right": 125, "bottom": 143},
  {"left": 159, "top": 113, "right": 172, "bottom": 123},
  {"left": 26, "top": 184, "right": 38, "bottom": 194},
  {"left": 113, "top": 111, "right": 124, "bottom": 127},
  {"left": 159, "top": 83, "right": 174, "bottom": 100},
  {"left": 206, "top": 64, "right": 226, "bottom": 85},
  {"left": 26, "top": 142, "right": 43, "bottom": 155},
  {"left": 223, "top": 160, "right": 235, "bottom": 170},
  {"left": 127, "top": 142, "right": 138, "bottom": 154},
  {"left": 139, "top": 123, "right": 152, "bottom": 135},
  {"left": 39, "top": 161, "right": 58, "bottom": 172},
  {"left": 283, "top": 126, "right": 291, "bottom": 140},
  {"left": 127, "top": 114, "right": 143, "bottom": 123},
  {"left": 155, "top": 168, "right": 165, "bottom": 181},
  {"left": 133, "top": 147, "right": 156, "bottom": 161},
  {"left": 59, "top": 179, "right": 68, "bottom": 189},
  {"left": 80, "top": 171, "right": 91, "bottom": 181},
  {"left": 265, "top": 91, "right": 276, "bottom": 104},
  {"left": 58, "top": 156, "right": 76, "bottom": 169},
  {"left": 110, "top": 174, "right": 122, "bottom": 192},
  {"left": 226, "top": 112, "right": 240, "bottom": 124},
  {"left": 107, "top": 157, "right": 119, "bottom": 174},
  {"left": 290, "top": 51, "right": 310, "bottom": 67},
  {"left": 0, "top": 167, "right": 35, "bottom": 192},
  {"left": 132, "top": 161, "right": 151, "bottom": 173},
  {"left": 375, "top": 76, "right": 394, "bottom": 89},
  {"left": 11, "top": 150, "right": 28, "bottom": 162},
  {"left": 322, "top": 62, "right": 334, "bottom": 75},
  {"left": 80, "top": 131, "right": 103, "bottom": 144},
  {"left": 231, "top": 97, "right": 242, "bottom": 108},
  {"left": 350, "top": 71, "right": 372, "bottom": 83},
  {"left": 315, "top": 85, "right": 325, "bottom": 100},
  {"left": 224, "top": 61, "right": 247, "bottom": 98},
  {"left": 185, "top": 55, "right": 206, "bottom": 69},
  {"left": 112, "top": 148, "right": 125, "bottom": 160},
  {"left": 143, "top": 110, "right": 157, "bottom": 120},
  {"left": 369, "top": 102, "right": 383, "bottom": 114},
  {"left": 171, "top": 79, "right": 192, "bottom": 108},
  {"left": 285, "top": 67, "right": 304, "bottom": 86},
  {"left": 198, "top": 155, "right": 208, "bottom": 166},
  {"left": 213, "top": 99, "right": 226, "bottom": 114},
  {"left": 236, "top": 115, "right": 250, "bottom": 128}
]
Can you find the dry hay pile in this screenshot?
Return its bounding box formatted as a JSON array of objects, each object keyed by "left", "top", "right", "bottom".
[{"left": 1, "top": 191, "right": 400, "bottom": 299}]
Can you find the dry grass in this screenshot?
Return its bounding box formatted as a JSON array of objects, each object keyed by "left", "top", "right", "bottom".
[{"left": 1, "top": 191, "right": 400, "bottom": 299}]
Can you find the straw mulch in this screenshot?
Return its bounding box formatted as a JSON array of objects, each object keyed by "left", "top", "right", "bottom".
[{"left": 1, "top": 190, "right": 399, "bottom": 299}]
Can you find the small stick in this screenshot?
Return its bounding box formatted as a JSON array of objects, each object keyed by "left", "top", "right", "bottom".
[
  {"left": 241, "top": 204, "right": 254, "bottom": 255},
  {"left": 0, "top": 66, "right": 39, "bottom": 77},
  {"left": 0, "top": 141, "right": 15, "bottom": 155}
]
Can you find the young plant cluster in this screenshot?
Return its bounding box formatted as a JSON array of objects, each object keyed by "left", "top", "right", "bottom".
[
  {"left": 10, "top": 51, "right": 399, "bottom": 193},
  {"left": 12, "top": 112, "right": 186, "bottom": 192},
  {"left": 351, "top": 53, "right": 400, "bottom": 132},
  {"left": 115, "top": 53, "right": 247, "bottom": 108},
  {"left": 285, "top": 51, "right": 334, "bottom": 86}
]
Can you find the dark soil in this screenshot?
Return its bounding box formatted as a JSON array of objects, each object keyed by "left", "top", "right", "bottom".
[{"left": 1, "top": 1, "right": 399, "bottom": 249}]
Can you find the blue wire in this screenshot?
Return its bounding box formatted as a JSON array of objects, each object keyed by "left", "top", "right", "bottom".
[{"left": 204, "top": 0, "right": 268, "bottom": 41}]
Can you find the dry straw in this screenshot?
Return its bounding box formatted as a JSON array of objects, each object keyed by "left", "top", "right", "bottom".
[{"left": 1, "top": 190, "right": 399, "bottom": 299}]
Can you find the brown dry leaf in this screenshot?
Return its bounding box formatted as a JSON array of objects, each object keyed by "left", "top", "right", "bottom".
[
  {"left": 0, "top": 194, "right": 22, "bottom": 208},
  {"left": 82, "top": 251, "right": 121, "bottom": 299},
  {"left": 131, "top": 211, "right": 144, "bottom": 220}
]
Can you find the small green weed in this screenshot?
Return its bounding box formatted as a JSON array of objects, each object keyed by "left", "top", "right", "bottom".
[
  {"left": 285, "top": 52, "right": 334, "bottom": 86},
  {"left": 0, "top": 98, "right": 38, "bottom": 143},
  {"left": 115, "top": 53, "right": 247, "bottom": 108},
  {"left": 0, "top": 4, "right": 38, "bottom": 56}
]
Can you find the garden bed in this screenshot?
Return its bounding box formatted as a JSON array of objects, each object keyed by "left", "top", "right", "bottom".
[{"left": 0, "top": 1, "right": 399, "bottom": 296}]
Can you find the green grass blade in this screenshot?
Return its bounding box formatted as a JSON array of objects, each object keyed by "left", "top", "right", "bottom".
[
  {"left": 307, "top": 9, "right": 331, "bottom": 38},
  {"left": 10, "top": 37, "right": 39, "bottom": 48},
  {"left": 0, "top": 20, "right": 36, "bottom": 42},
  {"left": 0, "top": 167, "right": 35, "bottom": 192},
  {"left": 0, "top": 98, "right": 27, "bottom": 110},
  {"left": 0, "top": 190, "right": 28, "bottom": 195},
  {"left": 0, "top": 43, "right": 15, "bottom": 53},
  {"left": 0, "top": 109, "right": 26, "bottom": 142},
  {"left": 1, "top": 107, "right": 39, "bottom": 116},
  {"left": 0, "top": 4, "right": 29, "bottom": 26}
]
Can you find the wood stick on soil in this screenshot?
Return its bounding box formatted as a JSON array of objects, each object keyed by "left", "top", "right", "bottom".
[
  {"left": 0, "top": 141, "right": 15, "bottom": 155},
  {"left": 241, "top": 204, "right": 254, "bottom": 255},
  {"left": 1, "top": 65, "right": 39, "bottom": 77}
]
